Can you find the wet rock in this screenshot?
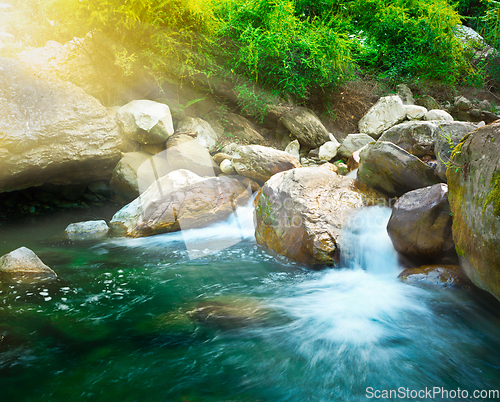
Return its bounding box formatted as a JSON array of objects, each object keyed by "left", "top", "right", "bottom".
[
  {"left": 254, "top": 163, "right": 380, "bottom": 265},
  {"left": 88, "top": 181, "right": 110, "bottom": 195},
  {"left": 0, "top": 247, "right": 57, "bottom": 283},
  {"left": 397, "top": 84, "right": 415, "bottom": 105},
  {"left": 387, "top": 184, "right": 455, "bottom": 262},
  {"left": 433, "top": 121, "right": 477, "bottom": 181},
  {"left": 378, "top": 121, "right": 436, "bottom": 157},
  {"left": 416, "top": 95, "right": 439, "bottom": 111},
  {"left": 424, "top": 109, "right": 454, "bottom": 122},
  {"left": 129, "top": 176, "right": 252, "bottom": 237},
  {"left": 279, "top": 107, "right": 330, "bottom": 148},
  {"left": 405, "top": 105, "right": 427, "bottom": 121},
  {"left": 231, "top": 145, "right": 300, "bottom": 182},
  {"left": 110, "top": 169, "right": 203, "bottom": 236},
  {"left": 358, "top": 95, "right": 406, "bottom": 139},
  {"left": 358, "top": 142, "right": 440, "bottom": 197},
  {"left": 117, "top": 100, "right": 174, "bottom": 145},
  {"left": 175, "top": 116, "right": 219, "bottom": 153},
  {"left": 65, "top": 220, "right": 109, "bottom": 239},
  {"left": 0, "top": 57, "right": 122, "bottom": 193},
  {"left": 224, "top": 113, "right": 265, "bottom": 144},
  {"left": 338, "top": 133, "right": 374, "bottom": 158},
  {"left": 398, "top": 265, "right": 470, "bottom": 288},
  {"left": 447, "top": 121, "right": 500, "bottom": 301}
]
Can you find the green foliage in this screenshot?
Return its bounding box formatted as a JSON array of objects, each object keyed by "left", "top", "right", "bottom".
[
  {"left": 351, "top": 0, "right": 470, "bottom": 85},
  {"left": 213, "top": 0, "right": 353, "bottom": 100}
]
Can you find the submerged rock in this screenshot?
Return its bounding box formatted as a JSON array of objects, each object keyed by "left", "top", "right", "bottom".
[
  {"left": 358, "top": 141, "right": 440, "bottom": 197},
  {"left": 0, "top": 247, "right": 57, "bottom": 283},
  {"left": 231, "top": 145, "right": 300, "bottom": 182},
  {"left": 65, "top": 220, "right": 109, "bottom": 239},
  {"left": 254, "top": 163, "right": 380, "bottom": 265},
  {"left": 387, "top": 184, "right": 455, "bottom": 263},
  {"left": 447, "top": 121, "right": 500, "bottom": 301},
  {"left": 398, "top": 265, "right": 470, "bottom": 288}
]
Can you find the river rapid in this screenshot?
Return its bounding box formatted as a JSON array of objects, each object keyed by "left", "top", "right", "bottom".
[{"left": 1, "top": 203, "right": 500, "bottom": 401}]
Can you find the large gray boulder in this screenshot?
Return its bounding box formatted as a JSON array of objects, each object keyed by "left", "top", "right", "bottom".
[
  {"left": 110, "top": 169, "right": 203, "bottom": 236},
  {"left": 166, "top": 137, "right": 220, "bottom": 176},
  {"left": 231, "top": 145, "right": 300, "bottom": 182},
  {"left": 387, "top": 184, "right": 455, "bottom": 262},
  {"left": 378, "top": 121, "right": 437, "bottom": 157},
  {"left": 0, "top": 57, "right": 122, "bottom": 193},
  {"left": 0, "top": 247, "right": 57, "bottom": 282},
  {"left": 279, "top": 107, "right": 330, "bottom": 149},
  {"left": 117, "top": 100, "right": 174, "bottom": 145},
  {"left": 254, "top": 163, "right": 380, "bottom": 265},
  {"left": 447, "top": 121, "right": 500, "bottom": 301},
  {"left": 176, "top": 116, "right": 219, "bottom": 153},
  {"left": 338, "top": 133, "right": 374, "bottom": 158},
  {"left": 434, "top": 121, "right": 477, "bottom": 181},
  {"left": 224, "top": 113, "right": 265, "bottom": 144},
  {"left": 358, "top": 141, "right": 440, "bottom": 197},
  {"left": 358, "top": 95, "right": 406, "bottom": 138}
]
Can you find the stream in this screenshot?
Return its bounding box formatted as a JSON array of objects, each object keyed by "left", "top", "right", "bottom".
[{"left": 1, "top": 203, "right": 500, "bottom": 401}]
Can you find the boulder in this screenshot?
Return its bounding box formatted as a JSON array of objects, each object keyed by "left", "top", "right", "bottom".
[
  {"left": 387, "top": 184, "right": 455, "bottom": 262},
  {"left": 231, "top": 145, "right": 300, "bottom": 182},
  {"left": 0, "top": 247, "right": 57, "bottom": 282},
  {"left": 0, "top": 57, "right": 122, "bottom": 193},
  {"left": 424, "top": 109, "right": 454, "bottom": 122},
  {"left": 404, "top": 105, "right": 427, "bottom": 121},
  {"left": 396, "top": 84, "right": 415, "bottom": 105},
  {"left": 416, "top": 95, "right": 439, "bottom": 111},
  {"left": 166, "top": 138, "right": 220, "bottom": 176},
  {"left": 17, "top": 36, "right": 104, "bottom": 99},
  {"left": 129, "top": 176, "right": 252, "bottom": 237},
  {"left": 254, "top": 163, "right": 379, "bottom": 265},
  {"left": 279, "top": 107, "right": 330, "bottom": 148},
  {"left": 110, "top": 169, "right": 203, "bottom": 236},
  {"left": 318, "top": 139, "right": 340, "bottom": 161},
  {"left": 478, "top": 100, "right": 492, "bottom": 111},
  {"left": 110, "top": 152, "right": 153, "bottom": 201},
  {"left": 338, "top": 133, "right": 374, "bottom": 158},
  {"left": 65, "top": 220, "right": 109, "bottom": 239},
  {"left": 117, "top": 100, "right": 174, "bottom": 145},
  {"left": 358, "top": 141, "right": 440, "bottom": 197},
  {"left": 284, "top": 139, "right": 300, "bottom": 160},
  {"left": 447, "top": 121, "right": 500, "bottom": 300},
  {"left": 433, "top": 121, "right": 477, "bottom": 181},
  {"left": 176, "top": 116, "right": 219, "bottom": 153},
  {"left": 224, "top": 113, "right": 265, "bottom": 144},
  {"left": 378, "top": 121, "right": 436, "bottom": 157},
  {"left": 455, "top": 96, "right": 472, "bottom": 111},
  {"left": 358, "top": 95, "right": 406, "bottom": 138},
  {"left": 398, "top": 265, "right": 470, "bottom": 288}
]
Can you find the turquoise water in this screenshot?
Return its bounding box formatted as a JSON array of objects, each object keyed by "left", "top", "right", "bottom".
[{"left": 1, "top": 205, "right": 500, "bottom": 401}]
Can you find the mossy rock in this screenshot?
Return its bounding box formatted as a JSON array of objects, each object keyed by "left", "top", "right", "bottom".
[{"left": 447, "top": 121, "right": 500, "bottom": 300}]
